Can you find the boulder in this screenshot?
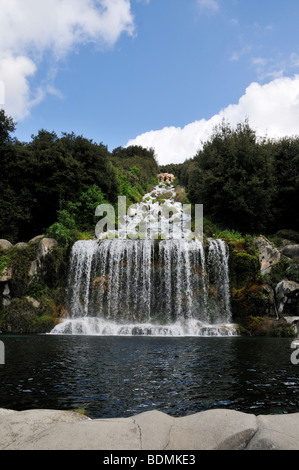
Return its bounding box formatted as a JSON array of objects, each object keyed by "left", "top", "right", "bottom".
[
  {"left": 37, "top": 238, "right": 58, "bottom": 259},
  {"left": 28, "top": 235, "right": 45, "bottom": 245},
  {"left": 275, "top": 280, "right": 299, "bottom": 314},
  {"left": 254, "top": 236, "right": 281, "bottom": 275},
  {"left": 0, "top": 240, "right": 13, "bottom": 251},
  {"left": 280, "top": 244, "right": 299, "bottom": 260},
  {"left": 28, "top": 239, "right": 57, "bottom": 277},
  {"left": 14, "top": 242, "right": 29, "bottom": 250}
]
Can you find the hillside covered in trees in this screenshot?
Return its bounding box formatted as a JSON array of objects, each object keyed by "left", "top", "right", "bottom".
[
  {"left": 1, "top": 110, "right": 299, "bottom": 246},
  {"left": 161, "top": 120, "right": 299, "bottom": 239},
  {"left": 0, "top": 110, "right": 159, "bottom": 245}
]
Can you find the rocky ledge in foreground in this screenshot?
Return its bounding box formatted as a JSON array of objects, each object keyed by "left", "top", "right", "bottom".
[{"left": 1, "top": 408, "right": 299, "bottom": 450}]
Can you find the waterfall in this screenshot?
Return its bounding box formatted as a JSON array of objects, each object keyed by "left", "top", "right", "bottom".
[
  {"left": 50, "top": 184, "right": 238, "bottom": 336},
  {"left": 50, "top": 239, "right": 238, "bottom": 337}
]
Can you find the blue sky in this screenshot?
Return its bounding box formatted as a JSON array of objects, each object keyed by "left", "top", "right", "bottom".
[{"left": 1, "top": 0, "right": 299, "bottom": 164}]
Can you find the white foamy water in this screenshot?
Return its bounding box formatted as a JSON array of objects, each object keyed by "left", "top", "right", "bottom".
[{"left": 51, "top": 317, "right": 238, "bottom": 337}]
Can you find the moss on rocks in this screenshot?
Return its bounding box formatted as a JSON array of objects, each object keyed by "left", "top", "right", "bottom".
[
  {"left": 0, "top": 240, "right": 69, "bottom": 334},
  {"left": 224, "top": 238, "right": 265, "bottom": 320}
]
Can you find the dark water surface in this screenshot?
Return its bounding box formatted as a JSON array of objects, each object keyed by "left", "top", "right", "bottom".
[{"left": 1, "top": 335, "right": 299, "bottom": 418}]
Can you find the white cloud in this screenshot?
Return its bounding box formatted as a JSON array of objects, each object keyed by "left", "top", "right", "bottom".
[
  {"left": 0, "top": 0, "right": 135, "bottom": 120},
  {"left": 0, "top": 55, "right": 42, "bottom": 119},
  {"left": 197, "top": 0, "right": 219, "bottom": 13},
  {"left": 126, "top": 75, "right": 299, "bottom": 165}
]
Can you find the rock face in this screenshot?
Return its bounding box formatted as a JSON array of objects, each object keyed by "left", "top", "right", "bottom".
[
  {"left": 1, "top": 408, "right": 299, "bottom": 450},
  {"left": 275, "top": 280, "right": 299, "bottom": 315},
  {"left": 254, "top": 236, "right": 281, "bottom": 275},
  {"left": 0, "top": 236, "right": 59, "bottom": 333},
  {"left": 37, "top": 238, "right": 58, "bottom": 260},
  {"left": 29, "top": 238, "right": 58, "bottom": 276}
]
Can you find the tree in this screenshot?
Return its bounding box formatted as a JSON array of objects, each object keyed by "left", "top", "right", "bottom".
[
  {"left": 187, "top": 121, "right": 276, "bottom": 234},
  {"left": 0, "top": 124, "right": 120, "bottom": 242},
  {"left": 0, "top": 109, "right": 16, "bottom": 145},
  {"left": 270, "top": 137, "right": 299, "bottom": 231},
  {"left": 111, "top": 145, "right": 159, "bottom": 192}
]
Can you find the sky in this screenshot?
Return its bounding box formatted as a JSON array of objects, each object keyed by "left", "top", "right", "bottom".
[{"left": 1, "top": 0, "right": 299, "bottom": 165}]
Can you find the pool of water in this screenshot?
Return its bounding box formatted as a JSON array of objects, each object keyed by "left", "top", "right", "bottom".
[{"left": 0, "top": 335, "right": 299, "bottom": 418}]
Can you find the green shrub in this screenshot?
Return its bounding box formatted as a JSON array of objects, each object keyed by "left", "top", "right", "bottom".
[
  {"left": 130, "top": 166, "right": 140, "bottom": 177},
  {"left": 47, "top": 222, "right": 74, "bottom": 248},
  {"left": 214, "top": 229, "right": 244, "bottom": 241},
  {"left": 228, "top": 247, "right": 260, "bottom": 290}
]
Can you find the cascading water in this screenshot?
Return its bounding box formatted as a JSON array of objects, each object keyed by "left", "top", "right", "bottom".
[{"left": 50, "top": 184, "right": 238, "bottom": 336}]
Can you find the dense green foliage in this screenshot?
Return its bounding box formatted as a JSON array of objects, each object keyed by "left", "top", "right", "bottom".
[
  {"left": 111, "top": 146, "right": 159, "bottom": 203},
  {"left": 0, "top": 112, "right": 158, "bottom": 243},
  {"left": 171, "top": 120, "right": 299, "bottom": 235},
  {"left": 1, "top": 109, "right": 298, "bottom": 243}
]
